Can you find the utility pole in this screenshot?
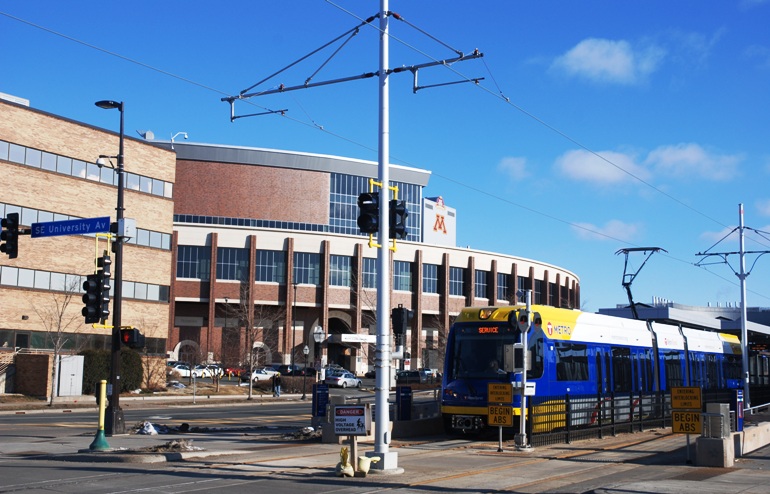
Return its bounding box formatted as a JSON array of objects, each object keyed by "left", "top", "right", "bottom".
[
  {"left": 221, "top": 2, "right": 483, "bottom": 472},
  {"left": 695, "top": 203, "right": 770, "bottom": 411}
]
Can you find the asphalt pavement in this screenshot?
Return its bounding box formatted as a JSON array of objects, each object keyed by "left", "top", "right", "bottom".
[{"left": 2, "top": 393, "right": 770, "bottom": 494}]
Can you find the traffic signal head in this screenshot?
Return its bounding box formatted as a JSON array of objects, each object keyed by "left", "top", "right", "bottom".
[
  {"left": 389, "top": 199, "right": 408, "bottom": 239},
  {"left": 357, "top": 192, "right": 380, "bottom": 234},
  {"left": 120, "top": 328, "right": 146, "bottom": 349},
  {"left": 391, "top": 306, "right": 413, "bottom": 336},
  {"left": 1, "top": 212, "right": 20, "bottom": 259},
  {"left": 82, "top": 274, "right": 103, "bottom": 324},
  {"left": 517, "top": 309, "right": 530, "bottom": 334}
]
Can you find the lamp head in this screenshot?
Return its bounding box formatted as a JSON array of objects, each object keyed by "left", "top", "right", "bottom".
[{"left": 95, "top": 100, "right": 123, "bottom": 111}]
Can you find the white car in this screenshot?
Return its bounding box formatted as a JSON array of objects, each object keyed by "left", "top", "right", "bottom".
[
  {"left": 241, "top": 368, "right": 278, "bottom": 383},
  {"left": 325, "top": 371, "right": 362, "bottom": 388},
  {"left": 169, "top": 363, "right": 195, "bottom": 378}
]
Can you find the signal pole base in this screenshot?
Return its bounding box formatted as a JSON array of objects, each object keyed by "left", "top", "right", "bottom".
[
  {"left": 89, "top": 430, "right": 110, "bottom": 451},
  {"left": 105, "top": 406, "right": 125, "bottom": 436},
  {"left": 367, "top": 451, "right": 403, "bottom": 474}
]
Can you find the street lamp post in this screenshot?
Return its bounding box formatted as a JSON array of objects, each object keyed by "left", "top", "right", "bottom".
[
  {"left": 301, "top": 344, "right": 309, "bottom": 400},
  {"left": 95, "top": 99, "right": 125, "bottom": 436},
  {"left": 313, "top": 326, "right": 324, "bottom": 382}
]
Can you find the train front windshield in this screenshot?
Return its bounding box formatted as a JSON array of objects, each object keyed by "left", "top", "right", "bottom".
[{"left": 448, "top": 323, "right": 518, "bottom": 381}]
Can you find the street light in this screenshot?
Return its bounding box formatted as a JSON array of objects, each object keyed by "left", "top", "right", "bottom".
[
  {"left": 95, "top": 99, "right": 125, "bottom": 436},
  {"left": 301, "top": 344, "right": 309, "bottom": 400},
  {"left": 313, "top": 326, "right": 324, "bottom": 382}
]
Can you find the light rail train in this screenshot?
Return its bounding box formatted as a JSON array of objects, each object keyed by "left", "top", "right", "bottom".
[{"left": 441, "top": 305, "right": 744, "bottom": 433}]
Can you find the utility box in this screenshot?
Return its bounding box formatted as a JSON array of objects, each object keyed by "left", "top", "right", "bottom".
[{"left": 704, "top": 403, "right": 730, "bottom": 439}]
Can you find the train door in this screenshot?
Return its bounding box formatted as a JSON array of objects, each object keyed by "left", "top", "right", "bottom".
[{"left": 596, "top": 350, "right": 608, "bottom": 395}]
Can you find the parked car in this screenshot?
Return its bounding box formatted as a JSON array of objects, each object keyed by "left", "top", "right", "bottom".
[
  {"left": 241, "top": 368, "right": 278, "bottom": 383},
  {"left": 396, "top": 370, "right": 424, "bottom": 385},
  {"left": 287, "top": 367, "right": 316, "bottom": 377},
  {"left": 277, "top": 364, "right": 302, "bottom": 375},
  {"left": 168, "top": 363, "right": 194, "bottom": 378},
  {"left": 364, "top": 369, "right": 376, "bottom": 379},
  {"left": 204, "top": 364, "right": 224, "bottom": 378},
  {"left": 325, "top": 371, "right": 362, "bottom": 388},
  {"left": 224, "top": 366, "right": 245, "bottom": 377}
]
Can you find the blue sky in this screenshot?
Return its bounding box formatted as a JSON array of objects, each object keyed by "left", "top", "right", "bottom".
[{"left": 2, "top": 1, "right": 770, "bottom": 312}]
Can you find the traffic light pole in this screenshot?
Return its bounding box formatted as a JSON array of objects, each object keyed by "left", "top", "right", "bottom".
[
  {"left": 370, "top": 0, "right": 398, "bottom": 472},
  {"left": 96, "top": 100, "right": 126, "bottom": 436}
]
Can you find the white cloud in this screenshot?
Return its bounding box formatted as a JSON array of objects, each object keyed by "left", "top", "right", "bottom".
[
  {"left": 554, "top": 149, "right": 649, "bottom": 185},
  {"left": 757, "top": 199, "right": 770, "bottom": 217},
  {"left": 497, "top": 156, "right": 529, "bottom": 180},
  {"left": 699, "top": 226, "right": 737, "bottom": 244},
  {"left": 571, "top": 220, "right": 641, "bottom": 242},
  {"left": 645, "top": 143, "right": 742, "bottom": 181},
  {"left": 551, "top": 38, "right": 665, "bottom": 85}
]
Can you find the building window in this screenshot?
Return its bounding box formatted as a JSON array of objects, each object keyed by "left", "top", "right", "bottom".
[
  {"left": 423, "top": 263, "right": 438, "bottom": 294},
  {"left": 177, "top": 245, "right": 211, "bottom": 280},
  {"left": 362, "top": 258, "right": 377, "bottom": 289},
  {"left": 449, "top": 267, "right": 465, "bottom": 296},
  {"left": 256, "top": 250, "right": 286, "bottom": 283},
  {"left": 393, "top": 261, "right": 412, "bottom": 292},
  {"left": 474, "top": 270, "right": 488, "bottom": 299},
  {"left": 534, "top": 279, "right": 543, "bottom": 304},
  {"left": 328, "top": 173, "right": 422, "bottom": 241},
  {"left": 329, "top": 255, "right": 352, "bottom": 287},
  {"left": 497, "top": 272, "right": 509, "bottom": 301},
  {"left": 216, "top": 247, "right": 249, "bottom": 281},
  {"left": 517, "top": 275, "right": 530, "bottom": 293},
  {"left": 294, "top": 252, "right": 321, "bottom": 285}
]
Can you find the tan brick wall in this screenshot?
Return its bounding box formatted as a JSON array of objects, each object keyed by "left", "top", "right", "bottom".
[{"left": 0, "top": 100, "right": 173, "bottom": 356}]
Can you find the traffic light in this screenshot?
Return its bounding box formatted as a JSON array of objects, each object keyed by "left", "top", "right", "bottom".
[
  {"left": 1, "top": 212, "right": 19, "bottom": 259},
  {"left": 82, "top": 255, "right": 111, "bottom": 325},
  {"left": 391, "top": 305, "right": 414, "bottom": 337},
  {"left": 97, "top": 255, "right": 111, "bottom": 323},
  {"left": 357, "top": 192, "right": 380, "bottom": 234},
  {"left": 517, "top": 309, "right": 530, "bottom": 334},
  {"left": 389, "top": 200, "right": 408, "bottom": 239},
  {"left": 120, "top": 328, "right": 146, "bottom": 349},
  {"left": 82, "top": 274, "right": 103, "bottom": 324}
]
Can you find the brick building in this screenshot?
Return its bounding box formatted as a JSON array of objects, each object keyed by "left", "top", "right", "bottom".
[
  {"left": 166, "top": 142, "right": 581, "bottom": 375},
  {"left": 0, "top": 96, "right": 174, "bottom": 395}
]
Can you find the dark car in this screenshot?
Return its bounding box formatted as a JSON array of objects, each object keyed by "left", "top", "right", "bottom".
[
  {"left": 396, "top": 370, "right": 424, "bottom": 385},
  {"left": 288, "top": 367, "right": 316, "bottom": 377}
]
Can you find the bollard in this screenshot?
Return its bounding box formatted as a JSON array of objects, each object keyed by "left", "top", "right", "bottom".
[{"left": 89, "top": 380, "right": 111, "bottom": 451}]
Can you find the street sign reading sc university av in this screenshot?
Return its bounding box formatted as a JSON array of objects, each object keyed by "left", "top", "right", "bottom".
[{"left": 31, "top": 217, "right": 111, "bottom": 238}]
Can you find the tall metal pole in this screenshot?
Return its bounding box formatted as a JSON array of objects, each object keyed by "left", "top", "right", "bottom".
[
  {"left": 96, "top": 99, "right": 125, "bottom": 436},
  {"left": 738, "top": 203, "right": 751, "bottom": 409},
  {"left": 372, "top": 0, "right": 397, "bottom": 471}
]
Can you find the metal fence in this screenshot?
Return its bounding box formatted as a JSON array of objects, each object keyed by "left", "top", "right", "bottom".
[{"left": 526, "top": 389, "right": 746, "bottom": 446}]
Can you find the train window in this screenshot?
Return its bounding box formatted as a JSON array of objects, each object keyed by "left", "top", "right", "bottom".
[
  {"left": 611, "top": 347, "right": 632, "bottom": 392},
  {"left": 662, "top": 350, "right": 684, "bottom": 388},
  {"left": 527, "top": 333, "right": 544, "bottom": 380},
  {"left": 706, "top": 354, "right": 719, "bottom": 390},
  {"left": 554, "top": 342, "right": 588, "bottom": 381}
]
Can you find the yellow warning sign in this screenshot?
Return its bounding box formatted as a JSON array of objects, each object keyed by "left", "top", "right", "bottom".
[
  {"left": 488, "top": 405, "right": 513, "bottom": 427},
  {"left": 671, "top": 386, "right": 702, "bottom": 410},
  {"left": 672, "top": 410, "right": 702, "bottom": 435},
  {"left": 488, "top": 383, "right": 513, "bottom": 404}
]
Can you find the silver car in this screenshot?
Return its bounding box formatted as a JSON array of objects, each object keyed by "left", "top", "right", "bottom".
[{"left": 325, "top": 371, "right": 362, "bottom": 388}]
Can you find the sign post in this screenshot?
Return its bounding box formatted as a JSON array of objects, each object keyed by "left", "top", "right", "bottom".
[
  {"left": 488, "top": 382, "right": 513, "bottom": 452},
  {"left": 671, "top": 386, "right": 702, "bottom": 464}
]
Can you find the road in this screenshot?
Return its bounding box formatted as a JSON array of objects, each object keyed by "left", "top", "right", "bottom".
[{"left": 2, "top": 398, "right": 770, "bottom": 493}]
